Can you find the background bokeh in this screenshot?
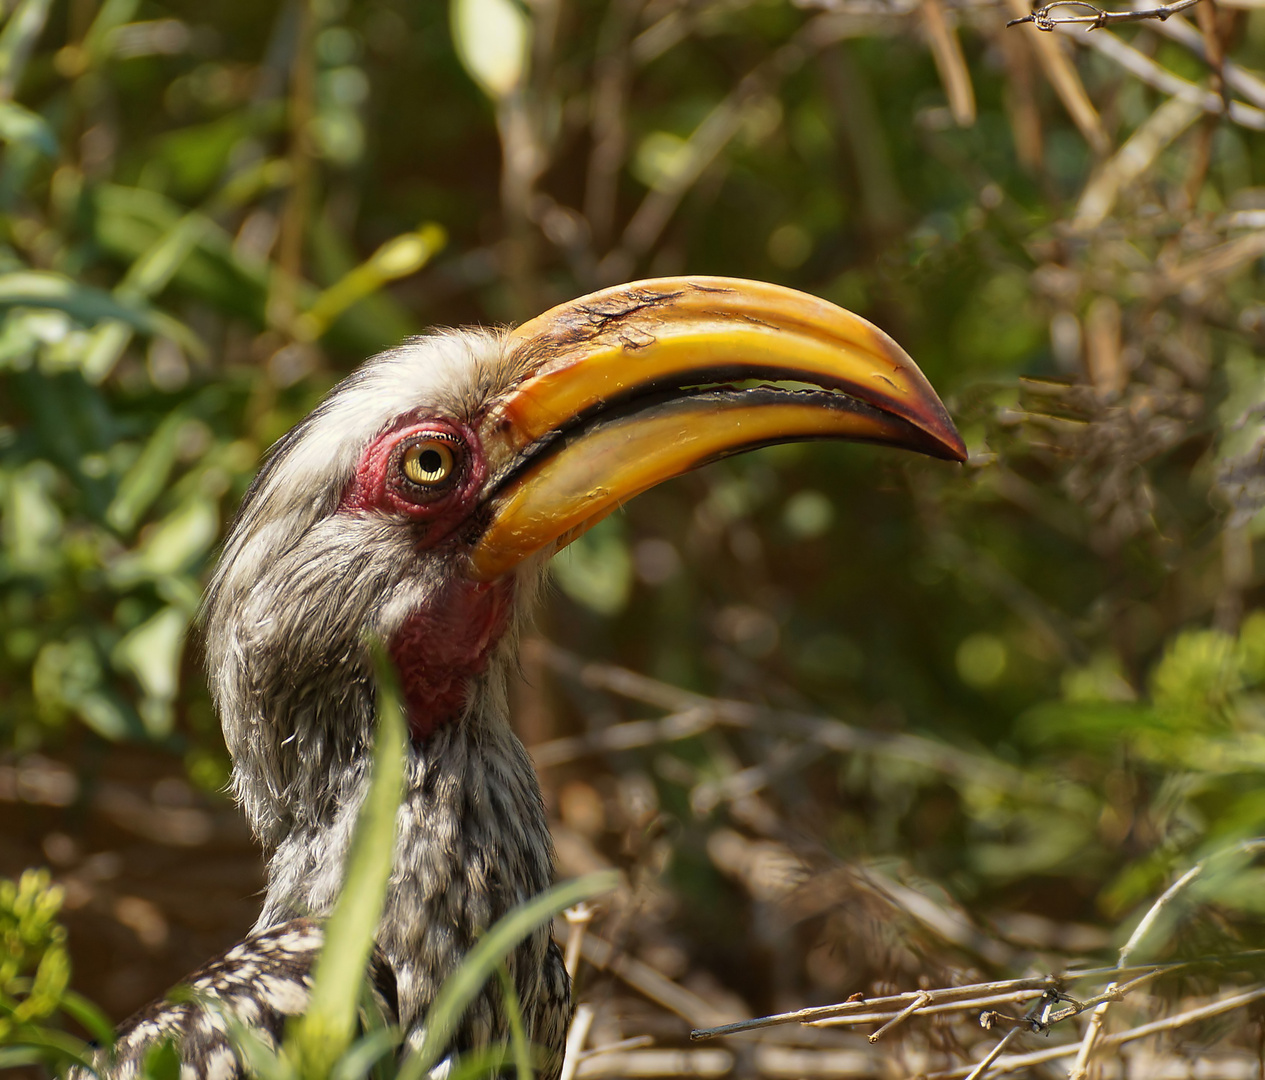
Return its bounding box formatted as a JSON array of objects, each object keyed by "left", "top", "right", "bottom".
[{"left": 5, "top": 0, "right": 1265, "bottom": 1073}]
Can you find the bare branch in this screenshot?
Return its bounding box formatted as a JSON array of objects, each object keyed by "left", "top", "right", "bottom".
[
  {"left": 1068, "top": 23, "right": 1265, "bottom": 129},
  {"left": 527, "top": 640, "right": 1075, "bottom": 805},
  {"left": 1068, "top": 860, "right": 1205, "bottom": 1079},
  {"left": 1004, "top": 0, "right": 1111, "bottom": 153},
  {"left": 924, "top": 986, "right": 1265, "bottom": 1078},
  {"left": 559, "top": 1004, "right": 595, "bottom": 1080},
  {"left": 1007, "top": 0, "right": 1203, "bottom": 31},
  {"left": 964, "top": 1028, "right": 1022, "bottom": 1080},
  {"left": 867, "top": 991, "right": 931, "bottom": 1043},
  {"left": 1143, "top": 13, "right": 1265, "bottom": 110},
  {"left": 690, "top": 951, "right": 1265, "bottom": 1041},
  {"left": 1073, "top": 94, "right": 1203, "bottom": 229}
]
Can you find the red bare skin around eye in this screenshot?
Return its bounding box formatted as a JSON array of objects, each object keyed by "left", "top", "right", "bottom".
[
  {"left": 340, "top": 416, "right": 509, "bottom": 741},
  {"left": 339, "top": 417, "right": 486, "bottom": 529}
]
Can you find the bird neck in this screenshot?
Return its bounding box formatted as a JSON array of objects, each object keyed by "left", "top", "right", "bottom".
[
  {"left": 390, "top": 577, "right": 514, "bottom": 741},
  {"left": 252, "top": 670, "right": 555, "bottom": 1028}
]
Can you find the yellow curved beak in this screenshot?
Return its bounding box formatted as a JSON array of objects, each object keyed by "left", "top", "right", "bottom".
[{"left": 468, "top": 276, "right": 965, "bottom": 581}]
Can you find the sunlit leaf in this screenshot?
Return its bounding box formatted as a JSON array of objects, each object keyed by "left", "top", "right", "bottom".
[
  {"left": 450, "top": 0, "right": 530, "bottom": 100},
  {"left": 0, "top": 102, "right": 55, "bottom": 156},
  {"left": 0, "top": 0, "right": 53, "bottom": 98}
]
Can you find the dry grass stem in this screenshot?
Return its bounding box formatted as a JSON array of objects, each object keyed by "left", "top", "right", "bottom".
[
  {"left": 1005, "top": 0, "right": 1111, "bottom": 153},
  {"left": 1062, "top": 23, "right": 1265, "bottom": 128},
  {"left": 1074, "top": 95, "right": 1203, "bottom": 228},
  {"left": 964, "top": 1028, "right": 1022, "bottom": 1080},
  {"left": 921, "top": 0, "right": 976, "bottom": 125},
  {"left": 559, "top": 1003, "right": 595, "bottom": 1080},
  {"left": 563, "top": 902, "right": 597, "bottom": 981},
  {"left": 865, "top": 991, "right": 930, "bottom": 1042},
  {"left": 574, "top": 929, "right": 738, "bottom": 1029},
  {"left": 1068, "top": 861, "right": 1204, "bottom": 1078},
  {"left": 1144, "top": 14, "right": 1265, "bottom": 109},
  {"left": 574, "top": 1048, "right": 733, "bottom": 1078}
]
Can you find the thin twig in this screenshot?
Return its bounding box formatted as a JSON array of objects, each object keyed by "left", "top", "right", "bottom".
[
  {"left": 1143, "top": 12, "right": 1265, "bottom": 110},
  {"left": 867, "top": 992, "right": 931, "bottom": 1042},
  {"left": 528, "top": 641, "right": 1072, "bottom": 807},
  {"left": 563, "top": 902, "right": 596, "bottom": 982},
  {"left": 1073, "top": 94, "right": 1203, "bottom": 229},
  {"left": 574, "top": 930, "right": 738, "bottom": 1030},
  {"left": 1064, "top": 21, "right": 1265, "bottom": 129},
  {"left": 559, "top": 1004, "right": 594, "bottom": 1080},
  {"left": 923, "top": 986, "right": 1265, "bottom": 1078},
  {"left": 577, "top": 1036, "right": 655, "bottom": 1060},
  {"left": 690, "top": 951, "right": 1265, "bottom": 1039},
  {"left": 1004, "top": 0, "right": 1110, "bottom": 154},
  {"left": 532, "top": 707, "right": 717, "bottom": 768},
  {"left": 808, "top": 990, "right": 1048, "bottom": 1027},
  {"left": 1007, "top": 0, "right": 1203, "bottom": 31},
  {"left": 964, "top": 1028, "right": 1022, "bottom": 1080},
  {"left": 1067, "top": 861, "right": 1204, "bottom": 1080},
  {"left": 921, "top": 0, "right": 976, "bottom": 125}
]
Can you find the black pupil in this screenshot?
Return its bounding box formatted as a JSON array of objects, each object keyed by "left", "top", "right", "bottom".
[{"left": 417, "top": 449, "right": 444, "bottom": 476}]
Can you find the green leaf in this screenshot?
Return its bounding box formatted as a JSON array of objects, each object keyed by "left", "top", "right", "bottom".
[
  {"left": 450, "top": 0, "right": 531, "bottom": 100},
  {"left": 288, "top": 643, "right": 408, "bottom": 1079},
  {"left": 82, "top": 0, "right": 143, "bottom": 65},
  {"left": 109, "top": 495, "right": 218, "bottom": 584},
  {"left": 56, "top": 989, "right": 116, "bottom": 1049},
  {"left": 496, "top": 964, "right": 533, "bottom": 1080},
  {"left": 112, "top": 606, "right": 188, "bottom": 737},
  {"left": 294, "top": 224, "right": 446, "bottom": 342},
  {"left": 82, "top": 213, "right": 210, "bottom": 382},
  {"left": 552, "top": 517, "right": 633, "bottom": 617},
  {"left": 0, "top": 271, "right": 202, "bottom": 361},
  {"left": 0, "top": 0, "right": 53, "bottom": 99},
  {"left": 0, "top": 102, "right": 56, "bottom": 156},
  {"left": 328, "top": 1026, "right": 400, "bottom": 1080},
  {"left": 106, "top": 409, "right": 190, "bottom": 534}
]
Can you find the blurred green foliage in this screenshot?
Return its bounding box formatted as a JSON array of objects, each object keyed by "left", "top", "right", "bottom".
[
  {"left": 1, "top": 0, "right": 1265, "bottom": 1044},
  {"left": 1, "top": 869, "right": 69, "bottom": 1038}
]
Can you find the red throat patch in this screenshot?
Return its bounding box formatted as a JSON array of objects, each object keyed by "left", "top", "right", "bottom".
[{"left": 388, "top": 577, "right": 514, "bottom": 741}]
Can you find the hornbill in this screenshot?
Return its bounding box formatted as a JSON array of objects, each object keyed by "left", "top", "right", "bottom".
[{"left": 92, "top": 277, "right": 965, "bottom": 1079}]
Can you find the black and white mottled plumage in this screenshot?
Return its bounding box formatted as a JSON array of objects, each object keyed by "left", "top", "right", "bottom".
[
  {"left": 98, "top": 920, "right": 397, "bottom": 1080},
  {"left": 91, "top": 331, "right": 570, "bottom": 1079}
]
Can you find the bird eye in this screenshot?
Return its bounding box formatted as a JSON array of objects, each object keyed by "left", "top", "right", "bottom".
[{"left": 401, "top": 440, "right": 456, "bottom": 486}]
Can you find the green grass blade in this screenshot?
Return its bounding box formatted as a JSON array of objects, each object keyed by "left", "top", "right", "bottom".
[
  {"left": 295, "top": 224, "right": 445, "bottom": 342},
  {"left": 0, "top": 270, "right": 203, "bottom": 357},
  {"left": 399, "top": 870, "right": 618, "bottom": 1080},
  {"left": 328, "top": 1026, "right": 400, "bottom": 1080},
  {"left": 0, "top": 1026, "right": 101, "bottom": 1071},
  {"left": 57, "top": 988, "right": 118, "bottom": 1048},
  {"left": 443, "top": 1046, "right": 513, "bottom": 1080},
  {"left": 0, "top": 101, "right": 57, "bottom": 155},
  {"left": 81, "top": 213, "right": 209, "bottom": 382},
  {"left": 496, "top": 964, "right": 534, "bottom": 1080},
  {"left": 288, "top": 642, "right": 407, "bottom": 1079},
  {"left": 0, "top": 0, "right": 53, "bottom": 99}
]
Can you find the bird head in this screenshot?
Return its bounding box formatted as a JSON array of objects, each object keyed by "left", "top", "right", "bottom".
[{"left": 203, "top": 277, "right": 965, "bottom": 847}]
